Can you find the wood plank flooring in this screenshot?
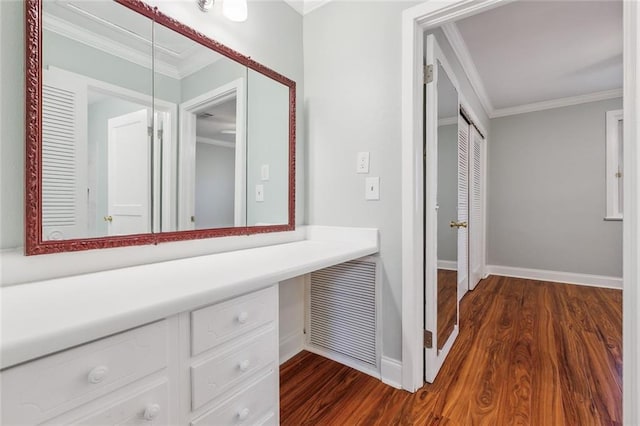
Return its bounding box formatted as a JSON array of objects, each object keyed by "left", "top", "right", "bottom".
[{"left": 280, "top": 275, "right": 622, "bottom": 425}]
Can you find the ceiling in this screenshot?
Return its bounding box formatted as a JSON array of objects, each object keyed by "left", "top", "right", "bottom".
[
  {"left": 196, "top": 97, "right": 237, "bottom": 144},
  {"left": 450, "top": 0, "right": 623, "bottom": 117}
]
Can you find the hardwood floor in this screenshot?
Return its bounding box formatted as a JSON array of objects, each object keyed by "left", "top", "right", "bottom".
[{"left": 280, "top": 275, "right": 622, "bottom": 425}]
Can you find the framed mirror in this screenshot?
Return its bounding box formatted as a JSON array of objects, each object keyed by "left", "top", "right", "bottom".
[{"left": 25, "top": 0, "right": 296, "bottom": 255}]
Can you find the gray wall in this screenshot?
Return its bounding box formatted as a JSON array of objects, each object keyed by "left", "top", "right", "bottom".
[
  {"left": 304, "top": 2, "right": 488, "bottom": 363},
  {"left": 195, "top": 142, "right": 235, "bottom": 229},
  {"left": 488, "top": 98, "right": 623, "bottom": 277}
]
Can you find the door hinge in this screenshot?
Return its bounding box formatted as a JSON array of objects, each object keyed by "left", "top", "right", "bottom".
[
  {"left": 616, "top": 171, "right": 623, "bottom": 178},
  {"left": 157, "top": 128, "right": 163, "bottom": 141},
  {"left": 147, "top": 126, "right": 153, "bottom": 137},
  {"left": 424, "top": 330, "right": 433, "bottom": 348},
  {"left": 424, "top": 64, "right": 433, "bottom": 84}
]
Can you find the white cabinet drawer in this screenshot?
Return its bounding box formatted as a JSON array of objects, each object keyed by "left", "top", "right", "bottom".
[
  {"left": 191, "top": 286, "right": 276, "bottom": 356},
  {"left": 66, "top": 380, "right": 170, "bottom": 425},
  {"left": 191, "top": 371, "right": 277, "bottom": 426},
  {"left": 191, "top": 327, "right": 277, "bottom": 410},
  {"left": 0, "top": 321, "right": 168, "bottom": 426}
]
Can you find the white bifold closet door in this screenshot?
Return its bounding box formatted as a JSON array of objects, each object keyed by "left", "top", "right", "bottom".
[
  {"left": 456, "top": 115, "right": 469, "bottom": 301},
  {"left": 468, "top": 126, "right": 484, "bottom": 290}
]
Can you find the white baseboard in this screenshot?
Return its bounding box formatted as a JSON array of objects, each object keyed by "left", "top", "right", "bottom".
[
  {"left": 304, "top": 344, "right": 381, "bottom": 380},
  {"left": 486, "top": 265, "right": 623, "bottom": 289},
  {"left": 279, "top": 332, "right": 304, "bottom": 365},
  {"left": 381, "top": 356, "right": 403, "bottom": 389},
  {"left": 437, "top": 260, "right": 457, "bottom": 271}
]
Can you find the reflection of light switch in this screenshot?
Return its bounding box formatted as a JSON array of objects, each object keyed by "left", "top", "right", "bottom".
[
  {"left": 357, "top": 152, "right": 370, "bottom": 173},
  {"left": 365, "top": 177, "right": 379, "bottom": 200},
  {"left": 261, "top": 164, "right": 270, "bottom": 181},
  {"left": 255, "top": 184, "right": 264, "bottom": 202}
]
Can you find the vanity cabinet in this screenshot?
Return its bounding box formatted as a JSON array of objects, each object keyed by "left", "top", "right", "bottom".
[{"left": 0, "top": 286, "right": 279, "bottom": 426}]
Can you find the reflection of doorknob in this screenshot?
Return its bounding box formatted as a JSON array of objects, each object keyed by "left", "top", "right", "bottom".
[
  {"left": 449, "top": 220, "right": 467, "bottom": 228},
  {"left": 103, "top": 215, "right": 113, "bottom": 223}
]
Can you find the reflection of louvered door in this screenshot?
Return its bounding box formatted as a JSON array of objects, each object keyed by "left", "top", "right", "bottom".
[
  {"left": 456, "top": 115, "right": 469, "bottom": 300},
  {"left": 469, "top": 127, "right": 484, "bottom": 290},
  {"left": 42, "top": 70, "right": 88, "bottom": 241}
]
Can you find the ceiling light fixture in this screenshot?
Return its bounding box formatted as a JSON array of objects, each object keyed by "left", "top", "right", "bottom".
[{"left": 197, "top": 0, "right": 247, "bottom": 23}]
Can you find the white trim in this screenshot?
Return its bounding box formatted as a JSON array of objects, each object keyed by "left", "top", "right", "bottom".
[
  {"left": 179, "top": 78, "right": 247, "bottom": 230},
  {"left": 486, "top": 265, "right": 623, "bottom": 290},
  {"left": 491, "top": 89, "right": 624, "bottom": 118},
  {"left": 438, "top": 116, "right": 458, "bottom": 126},
  {"left": 381, "top": 357, "right": 403, "bottom": 389},
  {"left": 623, "top": 1, "right": 640, "bottom": 424},
  {"left": 441, "top": 22, "right": 493, "bottom": 116},
  {"left": 196, "top": 137, "right": 235, "bottom": 149},
  {"left": 437, "top": 260, "right": 457, "bottom": 271},
  {"left": 282, "top": 0, "right": 332, "bottom": 16},
  {"left": 279, "top": 331, "right": 304, "bottom": 365},
  {"left": 606, "top": 109, "right": 624, "bottom": 220}
]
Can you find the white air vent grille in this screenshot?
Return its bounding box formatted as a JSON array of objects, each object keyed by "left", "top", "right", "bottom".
[{"left": 309, "top": 259, "right": 377, "bottom": 368}]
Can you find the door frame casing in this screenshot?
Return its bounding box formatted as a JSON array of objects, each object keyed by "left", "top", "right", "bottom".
[{"left": 401, "top": 4, "right": 640, "bottom": 426}]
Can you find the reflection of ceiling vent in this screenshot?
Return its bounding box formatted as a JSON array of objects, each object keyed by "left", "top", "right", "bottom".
[{"left": 198, "top": 112, "right": 215, "bottom": 119}]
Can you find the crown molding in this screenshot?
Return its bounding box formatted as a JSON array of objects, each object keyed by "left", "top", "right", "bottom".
[
  {"left": 441, "top": 22, "right": 493, "bottom": 116},
  {"left": 282, "top": 0, "right": 332, "bottom": 15},
  {"left": 491, "top": 88, "right": 624, "bottom": 118},
  {"left": 196, "top": 136, "right": 236, "bottom": 149}
]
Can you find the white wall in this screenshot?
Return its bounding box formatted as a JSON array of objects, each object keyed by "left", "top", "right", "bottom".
[
  {"left": 488, "top": 98, "right": 623, "bottom": 277},
  {"left": 0, "top": 0, "right": 304, "bottom": 285}
]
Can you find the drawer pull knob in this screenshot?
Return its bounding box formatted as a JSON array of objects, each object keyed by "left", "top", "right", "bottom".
[
  {"left": 237, "top": 311, "right": 249, "bottom": 324},
  {"left": 237, "top": 407, "right": 250, "bottom": 421},
  {"left": 143, "top": 403, "right": 161, "bottom": 421},
  {"left": 239, "top": 359, "right": 251, "bottom": 372},
  {"left": 87, "top": 366, "right": 109, "bottom": 384}
]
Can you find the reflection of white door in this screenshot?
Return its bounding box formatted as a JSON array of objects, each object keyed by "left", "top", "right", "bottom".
[
  {"left": 457, "top": 115, "right": 469, "bottom": 300},
  {"left": 469, "top": 126, "right": 484, "bottom": 290},
  {"left": 107, "top": 109, "right": 150, "bottom": 236}
]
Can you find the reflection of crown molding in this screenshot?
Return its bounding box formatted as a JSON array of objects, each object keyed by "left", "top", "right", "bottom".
[
  {"left": 44, "top": 13, "right": 180, "bottom": 79},
  {"left": 491, "top": 88, "right": 623, "bottom": 118},
  {"left": 438, "top": 116, "right": 458, "bottom": 126},
  {"left": 282, "top": 0, "right": 332, "bottom": 15},
  {"left": 44, "top": 13, "right": 219, "bottom": 80},
  {"left": 196, "top": 137, "right": 235, "bottom": 149},
  {"left": 441, "top": 23, "right": 493, "bottom": 116}
]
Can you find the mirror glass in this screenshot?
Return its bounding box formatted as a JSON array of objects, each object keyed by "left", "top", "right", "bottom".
[
  {"left": 152, "top": 21, "right": 248, "bottom": 232},
  {"left": 42, "top": 0, "right": 154, "bottom": 240},
  {"left": 32, "top": 0, "right": 294, "bottom": 253},
  {"left": 436, "top": 60, "right": 459, "bottom": 351}
]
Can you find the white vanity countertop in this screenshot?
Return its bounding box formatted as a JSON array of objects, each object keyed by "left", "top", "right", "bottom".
[{"left": 0, "top": 226, "right": 378, "bottom": 370}]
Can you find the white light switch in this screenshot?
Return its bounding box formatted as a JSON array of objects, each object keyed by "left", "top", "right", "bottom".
[
  {"left": 357, "top": 152, "right": 370, "bottom": 173},
  {"left": 365, "top": 177, "right": 380, "bottom": 200},
  {"left": 255, "top": 184, "right": 264, "bottom": 202},
  {"left": 261, "top": 164, "right": 270, "bottom": 181}
]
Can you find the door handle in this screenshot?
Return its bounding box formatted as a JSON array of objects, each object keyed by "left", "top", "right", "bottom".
[
  {"left": 449, "top": 220, "right": 467, "bottom": 228},
  {"left": 103, "top": 215, "right": 113, "bottom": 223}
]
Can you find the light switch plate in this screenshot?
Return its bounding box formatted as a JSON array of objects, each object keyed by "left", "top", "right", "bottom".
[
  {"left": 255, "top": 184, "right": 264, "bottom": 202},
  {"left": 365, "top": 177, "right": 380, "bottom": 200},
  {"left": 357, "top": 152, "right": 370, "bottom": 173},
  {"left": 261, "top": 164, "right": 270, "bottom": 181}
]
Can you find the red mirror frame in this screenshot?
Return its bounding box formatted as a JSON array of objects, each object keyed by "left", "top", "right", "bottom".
[{"left": 25, "top": 0, "right": 296, "bottom": 255}]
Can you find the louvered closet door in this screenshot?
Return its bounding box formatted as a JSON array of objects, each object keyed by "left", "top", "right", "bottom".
[
  {"left": 469, "top": 126, "right": 484, "bottom": 290},
  {"left": 42, "top": 70, "right": 88, "bottom": 241},
  {"left": 456, "top": 115, "right": 469, "bottom": 300}
]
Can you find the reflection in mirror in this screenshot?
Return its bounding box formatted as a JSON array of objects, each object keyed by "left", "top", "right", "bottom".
[
  {"left": 151, "top": 21, "right": 248, "bottom": 232},
  {"left": 436, "top": 60, "right": 459, "bottom": 351},
  {"left": 246, "top": 70, "right": 290, "bottom": 226},
  {"left": 41, "top": 0, "right": 154, "bottom": 240}
]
